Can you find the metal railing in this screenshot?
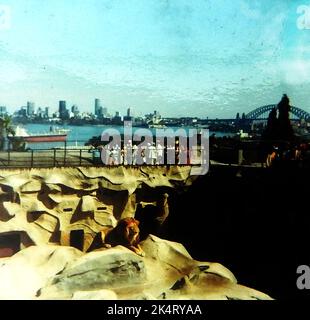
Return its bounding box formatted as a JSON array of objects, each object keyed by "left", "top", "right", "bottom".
[
  {"left": 0, "top": 147, "right": 200, "bottom": 169},
  {"left": 0, "top": 147, "right": 98, "bottom": 168},
  {"left": 1, "top": 138, "right": 302, "bottom": 169}
]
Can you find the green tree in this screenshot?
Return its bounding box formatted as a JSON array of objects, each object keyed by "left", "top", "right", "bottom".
[
  {"left": 0, "top": 115, "right": 15, "bottom": 150},
  {"left": 262, "top": 94, "right": 294, "bottom": 142},
  {"left": 277, "top": 94, "right": 294, "bottom": 140}
]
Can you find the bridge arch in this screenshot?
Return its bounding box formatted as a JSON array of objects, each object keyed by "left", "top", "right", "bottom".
[{"left": 245, "top": 105, "right": 310, "bottom": 120}]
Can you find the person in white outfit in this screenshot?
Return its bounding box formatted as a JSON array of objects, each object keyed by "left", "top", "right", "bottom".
[
  {"left": 112, "top": 148, "right": 119, "bottom": 165},
  {"left": 157, "top": 143, "right": 164, "bottom": 164},
  {"left": 125, "top": 140, "right": 132, "bottom": 165},
  {"left": 132, "top": 144, "right": 138, "bottom": 165},
  {"left": 148, "top": 142, "right": 157, "bottom": 165}
]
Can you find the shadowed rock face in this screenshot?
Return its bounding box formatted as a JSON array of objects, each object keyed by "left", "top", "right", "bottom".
[{"left": 0, "top": 236, "right": 271, "bottom": 300}]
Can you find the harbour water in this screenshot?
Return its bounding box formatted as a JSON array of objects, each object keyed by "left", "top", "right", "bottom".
[{"left": 22, "top": 123, "right": 234, "bottom": 149}]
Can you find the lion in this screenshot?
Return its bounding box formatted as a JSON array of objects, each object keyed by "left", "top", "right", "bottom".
[{"left": 87, "top": 217, "right": 145, "bottom": 256}]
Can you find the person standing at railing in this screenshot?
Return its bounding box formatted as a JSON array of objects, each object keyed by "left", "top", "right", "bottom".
[
  {"left": 132, "top": 144, "right": 138, "bottom": 165},
  {"left": 108, "top": 148, "right": 114, "bottom": 165},
  {"left": 120, "top": 147, "right": 125, "bottom": 165},
  {"left": 148, "top": 142, "right": 157, "bottom": 165},
  {"left": 157, "top": 143, "right": 164, "bottom": 164},
  {"left": 141, "top": 147, "right": 146, "bottom": 165},
  {"left": 108, "top": 147, "right": 119, "bottom": 165},
  {"left": 124, "top": 140, "right": 132, "bottom": 165},
  {"left": 103, "top": 145, "right": 110, "bottom": 164},
  {"left": 266, "top": 146, "right": 278, "bottom": 168}
]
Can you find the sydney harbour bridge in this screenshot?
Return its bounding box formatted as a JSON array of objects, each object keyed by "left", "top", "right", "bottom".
[
  {"left": 245, "top": 104, "right": 310, "bottom": 121},
  {"left": 206, "top": 104, "right": 310, "bottom": 124}
]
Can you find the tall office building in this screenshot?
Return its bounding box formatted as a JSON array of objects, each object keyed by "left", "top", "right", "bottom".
[
  {"left": 45, "top": 107, "right": 49, "bottom": 118},
  {"left": 124, "top": 107, "right": 133, "bottom": 122},
  {"left": 95, "top": 99, "right": 101, "bottom": 116},
  {"left": 59, "top": 100, "right": 66, "bottom": 113},
  {"left": 27, "top": 101, "right": 35, "bottom": 116},
  {"left": 59, "top": 100, "right": 69, "bottom": 120},
  {"left": 71, "top": 105, "right": 79, "bottom": 117},
  {"left": 37, "top": 107, "right": 43, "bottom": 118},
  {"left": 112, "top": 111, "right": 122, "bottom": 125}
]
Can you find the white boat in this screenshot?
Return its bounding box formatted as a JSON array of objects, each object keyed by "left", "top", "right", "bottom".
[
  {"left": 148, "top": 124, "right": 167, "bottom": 129},
  {"left": 9, "top": 126, "right": 70, "bottom": 143}
]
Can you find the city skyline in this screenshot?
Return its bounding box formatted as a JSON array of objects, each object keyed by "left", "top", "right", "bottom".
[
  {"left": 3, "top": 98, "right": 161, "bottom": 119},
  {"left": 0, "top": 1, "right": 310, "bottom": 118}
]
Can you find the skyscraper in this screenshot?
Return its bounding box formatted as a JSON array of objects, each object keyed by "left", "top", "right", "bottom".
[
  {"left": 59, "top": 100, "right": 66, "bottom": 113},
  {"left": 95, "top": 99, "right": 101, "bottom": 116},
  {"left": 71, "top": 105, "right": 79, "bottom": 117},
  {"left": 124, "top": 107, "right": 133, "bottom": 122},
  {"left": 37, "top": 107, "right": 43, "bottom": 118},
  {"left": 112, "top": 111, "right": 122, "bottom": 125},
  {"left": 59, "top": 100, "right": 69, "bottom": 120},
  {"left": 27, "top": 101, "right": 35, "bottom": 116},
  {"left": 45, "top": 107, "right": 49, "bottom": 118}
]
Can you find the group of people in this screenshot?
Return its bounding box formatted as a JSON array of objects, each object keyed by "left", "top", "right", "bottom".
[
  {"left": 107, "top": 142, "right": 163, "bottom": 165},
  {"left": 93, "top": 140, "right": 193, "bottom": 166},
  {"left": 266, "top": 142, "right": 309, "bottom": 168}
]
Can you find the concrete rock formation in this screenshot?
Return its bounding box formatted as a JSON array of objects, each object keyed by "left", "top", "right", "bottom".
[
  {"left": 0, "top": 236, "right": 272, "bottom": 300},
  {"left": 0, "top": 166, "right": 193, "bottom": 256},
  {"left": 0, "top": 165, "right": 272, "bottom": 300}
]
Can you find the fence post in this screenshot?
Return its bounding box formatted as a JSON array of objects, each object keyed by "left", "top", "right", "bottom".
[
  {"left": 53, "top": 149, "right": 56, "bottom": 167},
  {"left": 238, "top": 149, "right": 244, "bottom": 165},
  {"left": 79, "top": 149, "right": 82, "bottom": 166},
  {"left": 31, "top": 150, "right": 34, "bottom": 168},
  {"left": 64, "top": 141, "right": 67, "bottom": 166}
]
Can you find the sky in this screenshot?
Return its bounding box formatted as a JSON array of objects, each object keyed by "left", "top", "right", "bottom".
[{"left": 0, "top": 0, "right": 310, "bottom": 118}]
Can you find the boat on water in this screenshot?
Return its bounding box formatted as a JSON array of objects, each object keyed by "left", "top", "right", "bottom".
[
  {"left": 148, "top": 124, "right": 167, "bottom": 129},
  {"left": 9, "top": 125, "right": 70, "bottom": 143}
]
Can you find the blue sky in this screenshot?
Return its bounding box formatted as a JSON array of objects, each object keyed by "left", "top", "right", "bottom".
[{"left": 0, "top": 0, "right": 309, "bottom": 117}]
